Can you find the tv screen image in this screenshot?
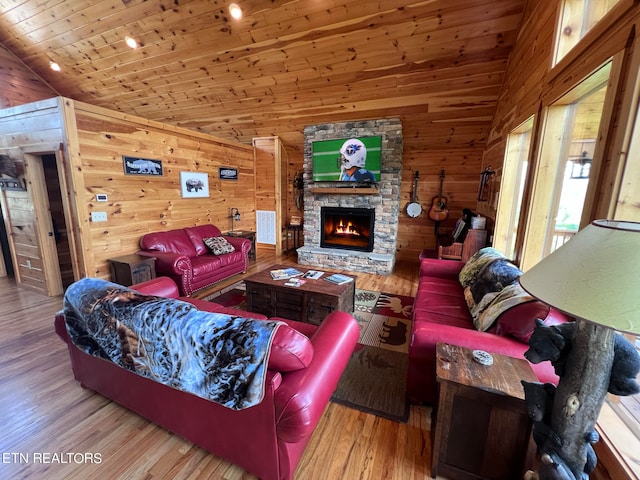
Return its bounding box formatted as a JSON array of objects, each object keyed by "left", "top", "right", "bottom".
[{"left": 311, "top": 136, "right": 381, "bottom": 183}]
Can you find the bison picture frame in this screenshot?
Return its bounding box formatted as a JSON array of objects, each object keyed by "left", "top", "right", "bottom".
[
  {"left": 123, "top": 156, "right": 163, "bottom": 176},
  {"left": 180, "top": 171, "right": 209, "bottom": 198}
]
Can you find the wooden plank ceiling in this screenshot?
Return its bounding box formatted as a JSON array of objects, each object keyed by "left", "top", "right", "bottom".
[{"left": 0, "top": 0, "right": 526, "bottom": 150}]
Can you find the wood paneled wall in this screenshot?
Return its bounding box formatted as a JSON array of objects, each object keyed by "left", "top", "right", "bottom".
[
  {"left": 482, "top": 0, "right": 640, "bottom": 230},
  {"left": 0, "top": 98, "right": 256, "bottom": 281},
  {"left": 74, "top": 101, "right": 257, "bottom": 279},
  {"left": 0, "top": 44, "right": 57, "bottom": 108}
]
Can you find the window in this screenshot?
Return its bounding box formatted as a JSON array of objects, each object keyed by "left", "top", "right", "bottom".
[
  {"left": 554, "top": 0, "right": 622, "bottom": 65},
  {"left": 600, "top": 68, "right": 640, "bottom": 478},
  {"left": 521, "top": 62, "right": 611, "bottom": 271},
  {"left": 494, "top": 117, "right": 533, "bottom": 259}
]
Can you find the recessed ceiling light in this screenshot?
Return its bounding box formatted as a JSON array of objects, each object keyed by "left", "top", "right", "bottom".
[
  {"left": 229, "top": 3, "right": 242, "bottom": 20},
  {"left": 125, "top": 36, "right": 138, "bottom": 49},
  {"left": 49, "top": 61, "right": 61, "bottom": 72}
]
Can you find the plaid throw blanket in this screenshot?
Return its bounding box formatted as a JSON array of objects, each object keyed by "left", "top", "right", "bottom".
[{"left": 63, "top": 278, "right": 280, "bottom": 410}]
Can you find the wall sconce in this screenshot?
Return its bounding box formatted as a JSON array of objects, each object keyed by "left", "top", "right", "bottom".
[
  {"left": 569, "top": 151, "right": 592, "bottom": 179},
  {"left": 228, "top": 208, "right": 240, "bottom": 232}
]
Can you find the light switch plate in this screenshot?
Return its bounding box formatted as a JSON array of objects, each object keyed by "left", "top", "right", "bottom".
[
  {"left": 96, "top": 194, "right": 108, "bottom": 202},
  {"left": 91, "top": 212, "right": 108, "bottom": 222}
]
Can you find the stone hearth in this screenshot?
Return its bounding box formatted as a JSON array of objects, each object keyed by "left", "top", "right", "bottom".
[{"left": 297, "top": 118, "right": 402, "bottom": 275}]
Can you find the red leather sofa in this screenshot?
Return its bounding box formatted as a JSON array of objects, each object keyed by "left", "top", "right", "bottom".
[
  {"left": 407, "top": 253, "right": 572, "bottom": 405},
  {"left": 55, "top": 276, "right": 359, "bottom": 480},
  {"left": 138, "top": 224, "right": 250, "bottom": 296}
]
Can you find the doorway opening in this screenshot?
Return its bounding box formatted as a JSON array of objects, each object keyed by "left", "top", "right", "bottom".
[{"left": 42, "top": 154, "right": 74, "bottom": 289}]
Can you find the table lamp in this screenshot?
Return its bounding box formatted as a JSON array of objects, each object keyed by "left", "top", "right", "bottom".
[
  {"left": 228, "top": 207, "right": 240, "bottom": 232},
  {"left": 519, "top": 219, "right": 640, "bottom": 479}
]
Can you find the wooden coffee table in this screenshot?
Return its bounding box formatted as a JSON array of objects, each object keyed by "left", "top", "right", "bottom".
[
  {"left": 244, "top": 264, "right": 355, "bottom": 325},
  {"left": 431, "top": 343, "right": 537, "bottom": 480}
]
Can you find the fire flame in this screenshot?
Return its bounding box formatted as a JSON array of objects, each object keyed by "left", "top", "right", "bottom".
[{"left": 335, "top": 220, "right": 361, "bottom": 236}]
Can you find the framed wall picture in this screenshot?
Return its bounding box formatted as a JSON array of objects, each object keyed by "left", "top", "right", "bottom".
[
  {"left": 219, "top": 167, "right": 238, "bottom": 180},
  {"left": 180, "top": 171, "right": 209, "bottom": 198},
  {"left": 123, "top": 156, "right": 163, "bottom": 175}
]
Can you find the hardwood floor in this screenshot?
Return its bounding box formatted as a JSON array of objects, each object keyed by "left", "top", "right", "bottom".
[{"left": 0, "top": 252, "right": 438, "bottom": 480}]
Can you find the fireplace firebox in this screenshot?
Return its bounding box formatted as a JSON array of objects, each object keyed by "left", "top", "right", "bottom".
[{"left": 320, "top": 207, "right": 375, "bottom": 252}]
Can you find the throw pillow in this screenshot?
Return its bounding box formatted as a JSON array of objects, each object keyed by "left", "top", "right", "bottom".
[
  {"left": 268, "top": 325, "right": 314, "bottom": 372},
  {"left": 203, "top": 236, "right": 236, "bottom": 255}
]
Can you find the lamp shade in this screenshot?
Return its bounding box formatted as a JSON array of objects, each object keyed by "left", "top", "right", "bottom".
[{"left": 519, "top": 219, "right": 640, "bottom": 334}]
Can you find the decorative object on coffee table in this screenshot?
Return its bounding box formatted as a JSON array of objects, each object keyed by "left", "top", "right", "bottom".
[{"left": 519, "top": 220, "right": 640, "bottom": 480}]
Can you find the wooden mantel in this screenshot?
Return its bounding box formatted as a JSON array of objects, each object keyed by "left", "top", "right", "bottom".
[{"left": 308, "top": 187, "right": 379, "bottom": 195}]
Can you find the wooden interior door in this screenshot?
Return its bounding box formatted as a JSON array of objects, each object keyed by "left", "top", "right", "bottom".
[{"left": 1, "top": 154, "right": 64, "bottom": 296}]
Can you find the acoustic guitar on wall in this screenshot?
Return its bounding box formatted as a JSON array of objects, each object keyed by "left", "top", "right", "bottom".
[{"left": 428, "top": 169, "right": 449, "bottom": 222}]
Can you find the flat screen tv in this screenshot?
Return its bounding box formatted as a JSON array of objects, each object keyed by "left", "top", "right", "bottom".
[{"left": 311, "top": 136, "right": 381, "bottom": 183}]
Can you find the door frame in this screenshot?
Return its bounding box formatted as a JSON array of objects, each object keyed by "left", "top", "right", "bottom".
[{"left": 1, "top": 143, "right": 82, "bottom": 295}]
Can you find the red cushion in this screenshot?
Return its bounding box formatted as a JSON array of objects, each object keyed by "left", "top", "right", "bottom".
[
  {"left": 492, "top": 303, "right": 562, "bottom": 342},
  {"left": 269, "top": 324, "right": 314, "bottom": 372},
  {"left": 140, "top": 229, "right": 197, "bottom": 257},
  {"left": 131, "top": 276, "right": 180, "bottom": 298},
  {"left": 184, "top": 225, "right": 223, "bottom": 256}
]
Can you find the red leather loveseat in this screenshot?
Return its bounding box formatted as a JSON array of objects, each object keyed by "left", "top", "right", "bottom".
[
  {"left": 407, "top": 248, "right": 572, "bottom": 404},
  {"left": 55, "top": 276, "right": 359, "bottom": 480},
  {"left": 138, "top": 224, "right": 250, "bottom": 296}
]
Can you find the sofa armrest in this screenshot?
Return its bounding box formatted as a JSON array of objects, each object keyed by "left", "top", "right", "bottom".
[
  {"left": 420, "top": 257, "right": 464, "bottom": 281},
  {"left": 130, "top": 276, "right": 181, "bottom": 298},
  {"left": 223, "top": 236, "right": 250, "bottom": 255},
  {"left": 54, "top": 311, "right": 69, "bottom": 342},
  {"left": 273, "top": 311, "right": 359, "bottom": 443},
  {"left": 138, "top": 250, "right": 192, "bottom": 275},
  {"left": 409, "top": 322, "right": 560, "bottom": 402},
  {"left": 411, "top": 322, "right": 532, "bottom": 362}
]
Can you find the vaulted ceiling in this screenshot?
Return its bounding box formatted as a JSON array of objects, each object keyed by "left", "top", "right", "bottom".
[{"left": 0, "top": 0, "right": 526, "bottom": 150}]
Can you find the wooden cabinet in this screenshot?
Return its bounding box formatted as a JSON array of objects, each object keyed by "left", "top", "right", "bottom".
[
  {"left": 109, "top": 254, "right": 156, "bottom": 286},
  {"left": 432, "top": 343, "right": 536, "bottom": 480},
  {"left": 438, "top": 228, "right": 487, "bottom": 262}
]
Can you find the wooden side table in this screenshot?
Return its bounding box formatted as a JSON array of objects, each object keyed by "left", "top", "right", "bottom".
[
  {"left": 431, "top": 343, "right": 537, "bottom": 480},
  {"left": 225, "top": 230, "right": 256, "bottom": 262},
  {"left": 285, "top": 224, "right": 303, "bottom": 251},
  {"left": 109, "top": 254, "right": 156, "bottom": 286}
]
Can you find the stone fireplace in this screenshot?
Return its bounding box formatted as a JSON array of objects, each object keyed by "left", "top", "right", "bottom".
[{"left": 297, "top": 118, "right": 402, "bottom": 275}]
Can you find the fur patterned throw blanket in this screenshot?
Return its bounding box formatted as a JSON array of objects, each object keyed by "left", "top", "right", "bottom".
[
  {"left": 459, "top": 248, "right": 535, "bottom": 332},
  {"left": 63, "top": 278, "right": 281, "bottom": 410}
]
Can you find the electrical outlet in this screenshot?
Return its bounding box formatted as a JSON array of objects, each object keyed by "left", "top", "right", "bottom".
[{"left": 91, "top": 212, "right": 108, "bottom": 222}]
